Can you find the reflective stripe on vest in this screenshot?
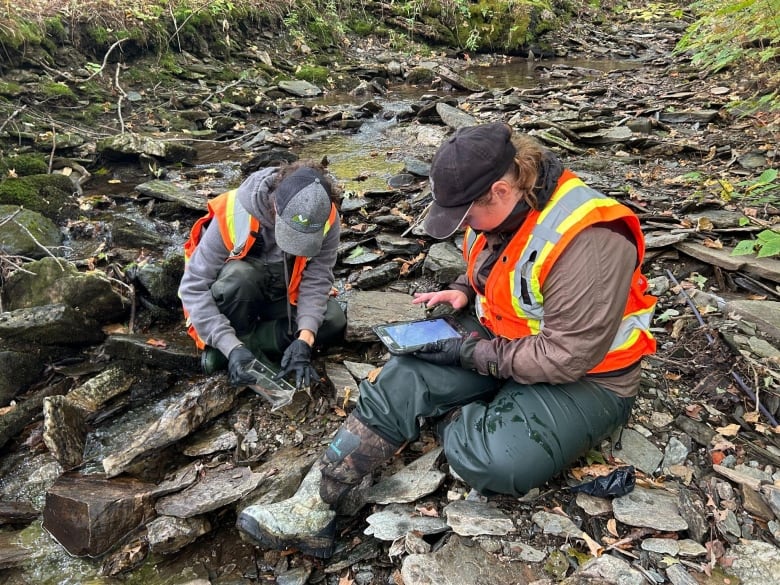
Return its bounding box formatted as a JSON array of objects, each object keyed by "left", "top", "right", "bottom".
[
  {"left": 463, "top": 170, "right": 656, "bottom": 374},
  {"left": 182, "top": 189, "right": 339, "bottom": 347}
]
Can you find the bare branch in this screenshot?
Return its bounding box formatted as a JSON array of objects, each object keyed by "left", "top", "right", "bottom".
[
  {"left": 48, "top": 124, "right": 57, "bottom": 174},
  {"left": 0, "top": 105, "right": 26, "bottom": 135},
  {"left": 83, "top": 38, "right": 129, "bottom": 82}
]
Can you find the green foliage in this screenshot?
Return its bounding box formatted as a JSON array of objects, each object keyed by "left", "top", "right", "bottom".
[
  {"left": 44, "top": 17, "right": 67, "bottom": 43},
  {"left": 737, "top": 168, "right": 780, "bottom": 203},
  {"left": 675, "top": 0, "right": 780, "bottom": 77},
  {"left": 677, "top": 168, "right": 779, "bottom": 206},
  {"left": 732, "top": 229, "right": 780, "bottom": 258}
]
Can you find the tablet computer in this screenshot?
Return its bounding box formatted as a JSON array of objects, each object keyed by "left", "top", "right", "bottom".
[{"left": 372, "top": 315, "right": 466, "bottom": 354}]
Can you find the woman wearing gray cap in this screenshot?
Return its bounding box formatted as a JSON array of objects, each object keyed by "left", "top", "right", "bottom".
[
  {"left": 179, "top": 162, "right": 345, "bottom": 389},
  {"left": 237, "top": 123, "right": 656, "bottom": 558}
]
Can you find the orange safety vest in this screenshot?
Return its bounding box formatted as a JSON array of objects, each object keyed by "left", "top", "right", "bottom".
[
  {"left": 182, "top": 188, "right": 338, "bottom": 349},
  {"left": 463, "top": 170, "right": 656, "bottom": 374}
]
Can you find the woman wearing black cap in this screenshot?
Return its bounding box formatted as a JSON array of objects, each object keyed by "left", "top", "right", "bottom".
[
  {"left": 236, "top": 123, "right": 656, "bottom": 558},
  {"left": 179, "top": 161, "right": 346, "bottom": 390}
]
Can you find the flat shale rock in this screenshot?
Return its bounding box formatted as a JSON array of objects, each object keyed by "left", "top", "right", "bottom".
[
  {"left": 561, "top": 554, "right": 645, "bottom": 585},
  {"left": 366, "top": 447, "right": 445, "bottom": 504},
  {"left": 344, "top": 290, "right": 426, "bottom": 342},
  {"left": 101, "top": 379, "right": 240, "bottom": 477},
  {"left": 0, "top": 531, "right": 27, "bottom": 569},
  {"left": 443, "top": 500, "right": 515, "bottom": 537},
  {"left": 401, "top": 534, "right": 535, "bottom": 585},
  {"left": 155, "top": 464, "right": 267, "bottom": 517},
  {"left": 147, "top": 515, "right": 212, "bottom": 554},
  {"left": 0, "top": 501, "right": 38, "bottom": 525},
  {"left": 612, "top": 485, "right": 688, "bottom": 532},
  {"left": 103, "top": 334, "right": 199, "bottom": 372}
]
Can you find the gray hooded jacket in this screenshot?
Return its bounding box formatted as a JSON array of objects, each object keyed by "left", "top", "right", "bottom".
[{"left": 178, "top": 168, "right": 340, "bottom": 358}]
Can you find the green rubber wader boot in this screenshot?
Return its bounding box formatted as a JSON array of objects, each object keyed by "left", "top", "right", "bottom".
[
  {"left": 200, "top": 320, "right": 291, "bottom": 375},
  {"left": 236, "top": 465, "right": 337, "bottom": 558},
  {"left": 318, "top": 414, "right": 400, "bottom": 506},
  {"left": 201, "top": 346, "right": 227, "bottom": 374}
]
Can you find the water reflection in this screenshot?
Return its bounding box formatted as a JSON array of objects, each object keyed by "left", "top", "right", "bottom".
[{"left": 297, "top": 57, "right": 638, "bottom": 193}]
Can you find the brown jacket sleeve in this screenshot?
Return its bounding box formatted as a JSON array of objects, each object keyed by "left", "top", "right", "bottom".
[{"left": 471, "top": 222, "right": 637, "bottom": 385}]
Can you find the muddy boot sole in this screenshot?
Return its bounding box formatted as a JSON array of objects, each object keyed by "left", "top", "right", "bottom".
[{"left": 236, "top": 509, "right": 336, "bottom": 558}]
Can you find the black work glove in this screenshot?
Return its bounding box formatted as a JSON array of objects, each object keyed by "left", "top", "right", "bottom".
[
  {"left": 414, "top": 333, "right": 481, "bottom": 368},
  {"left": 413, "top": 336, "right": 465, "bottom": 366},
  {"left": 273, "top": 339, "right": 319, "bottom": 389},
  {"left": 228, "top": 344, "right": 257, "bottom": 387}
]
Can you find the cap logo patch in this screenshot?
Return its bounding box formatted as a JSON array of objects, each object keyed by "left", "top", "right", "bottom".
[{"left": 292, "top": 213, "right": 310, "bottom": 226}]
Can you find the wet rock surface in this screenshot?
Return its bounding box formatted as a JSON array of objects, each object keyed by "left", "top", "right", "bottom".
[{"left": 1, "top": 3, "right": 779, "bottom": 585}]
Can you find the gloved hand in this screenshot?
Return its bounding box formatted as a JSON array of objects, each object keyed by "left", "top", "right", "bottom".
[
  {"left": 228, "top": 344, "right": 258, "bottom": 387},
  {"left": 413, "top": 336, "right": 465, "bottom": 366},
  {"left": 413, "top": 333, "right": 482, "bottom": 369},
  {"left": 273, "top": 339, "right": 319, "bottom": 389}
]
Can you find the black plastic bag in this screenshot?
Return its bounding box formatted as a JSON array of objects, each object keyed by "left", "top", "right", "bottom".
[{"left": 569, "top": 465, "right": 635, "bottom": 498}]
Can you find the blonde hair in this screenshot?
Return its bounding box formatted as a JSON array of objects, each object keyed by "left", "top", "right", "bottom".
[{"left": 507, "top": 134, "right": 544, "bottom": 210}]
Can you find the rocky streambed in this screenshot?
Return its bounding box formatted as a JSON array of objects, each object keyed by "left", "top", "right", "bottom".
[{"left": 1, "top": 7, "right": 780, "bottom": 585}]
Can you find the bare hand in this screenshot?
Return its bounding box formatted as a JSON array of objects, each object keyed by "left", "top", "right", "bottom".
[{"left": 412, "top": 290, "right": 469, "bottom": 311}]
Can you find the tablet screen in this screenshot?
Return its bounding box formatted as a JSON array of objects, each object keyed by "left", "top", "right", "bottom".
[{"left": 379, "top": 318, "right": 462, "bottom": 349}]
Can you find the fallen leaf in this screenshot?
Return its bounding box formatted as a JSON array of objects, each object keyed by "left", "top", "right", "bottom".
[
  {"left": 715, "top": 423, "right": 740, "bottom": 437},
  {"left": 743, "top": 411, "right": 760, "bottom": 424},
  {"left": 685, "top": 404, "right": 704, "bottom": 419},
  {"left": 607, "top": 518, "right": 619, "bottom": 537},
  {"left": 414, "top": 503, "right": 439, "bottom": 517},
  {"left": 702, "top": 237, "right": 723, "bottom": 249},
  {"left": 569, "top": 463, "right": 615, "bottom": 480},
  {"left": 711, "top": 451, "right": 725, "bottom": 465},
  {"left": 581, "top": 531, "right": 604, "bottom": 556},
  {"left": 332, "top": 406, "right": 347, "bottom": 417},
  {"left": 103, "top": 323, "right": 129, "bottom": 334},
  {"left": 0, "top": 404, "right": 16, "bottom": 416},
  {"left": 146, "top": 338, "right": 168, "bottom": 348},
  {"left": 367, "top": 367, "right": 382, "bottom": 383},
  {"left": 710, "top": 438, "right": 735, "bottom": 452}
]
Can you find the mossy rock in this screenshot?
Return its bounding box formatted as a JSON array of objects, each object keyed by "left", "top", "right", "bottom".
[
  {"left": 128, "top": 253, "right": 185, "bottom": 308},
  {"left": 295, "top": 64, "right": 329, "bottom": 85},
  {"left": 406, "top": 66, "right": 437, "bottom": 85},
  {"left": 0, "top": 154, "right": 48, "bottom": 176},
  {"left": 347, "top": 19, "right": 375, "bottom": 37},
  {"left": 0, "top": 80, "right": 25, "bottom": 98},
  {"left": 2, "top": 256, "right": 129, "bottom": 322},
  {"left": 34, "top": 81, "right": 79, "bottom": 105},
  {"left": 0, "top": 205, "right": 62, "bottom": 258},
  {"left": 0, "top": 174, "right": 76, "bottom": 220}
]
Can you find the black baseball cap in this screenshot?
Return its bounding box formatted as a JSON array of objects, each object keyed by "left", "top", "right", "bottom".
[{"left": 425, "top": 122, "right": 516, "bottom": 239}]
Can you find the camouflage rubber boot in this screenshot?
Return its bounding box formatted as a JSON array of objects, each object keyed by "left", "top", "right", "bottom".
[
  {"left": 236, "top": 464, "right": 337, "bottom": 558},
  {"left": 318, "top": 414, "right": 400, "bottom": 505}
]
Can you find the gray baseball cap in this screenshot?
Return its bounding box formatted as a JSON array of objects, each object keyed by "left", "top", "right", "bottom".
[{"left": 274, "top": 167, "right": 333, "bottom": 257}]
